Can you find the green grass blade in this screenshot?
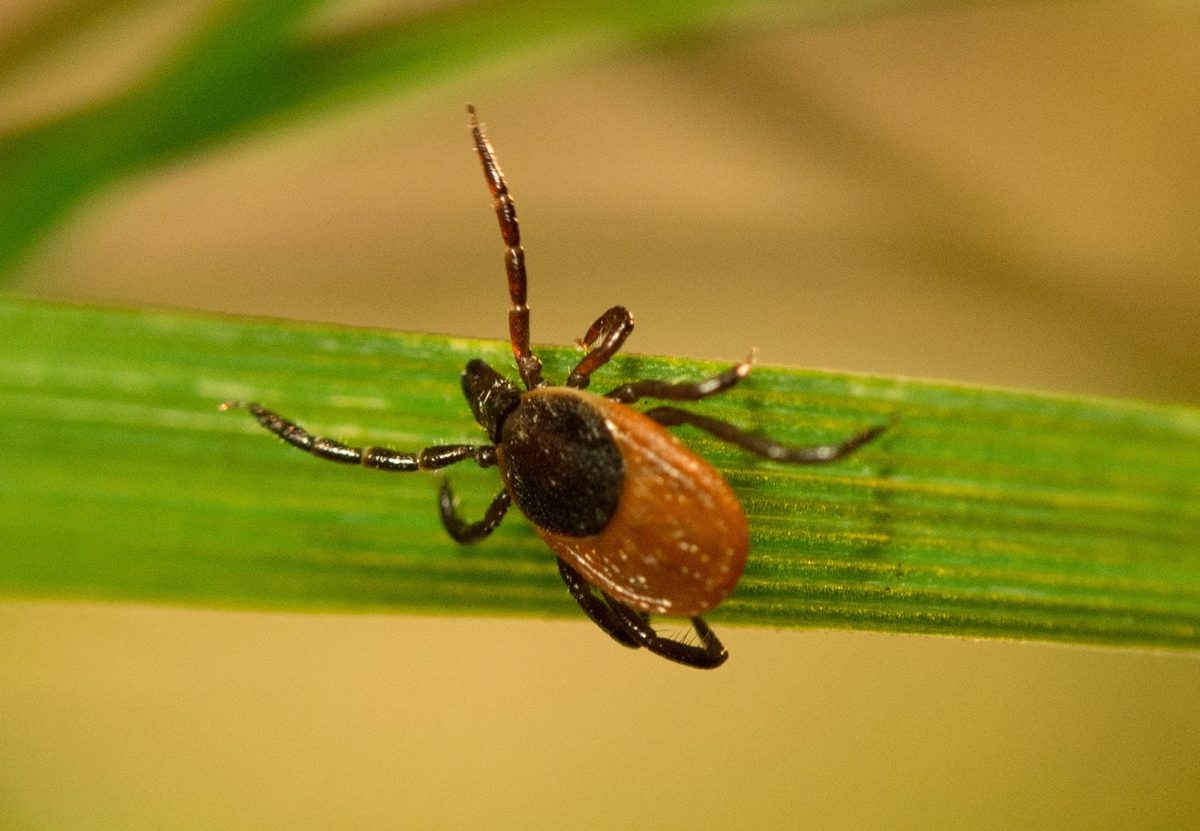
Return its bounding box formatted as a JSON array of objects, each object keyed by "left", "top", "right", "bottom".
[
  {"left": 3, "top": 295, "right": 1199, "bottom": 648},
  {"left": 0, "top": 0, "right": 888, "bottom": 280}
]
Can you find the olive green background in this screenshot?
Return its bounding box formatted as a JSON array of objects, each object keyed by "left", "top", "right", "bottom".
[{"left": 2, "top": 1, "right": 1199, "bottom": 829}]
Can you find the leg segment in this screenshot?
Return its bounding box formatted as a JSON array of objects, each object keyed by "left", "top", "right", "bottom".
[
  {"left": 606, "top": 353, "right": 754, "bottom": 404},
  {"left": 645, "top": 405, "right": 889, "bottom": 463},
  {"left": 468, "top": 105, "right": 543, "bottom": 390},
  {"left": 440, "top": 483, "right": 512, "bottom": 544},
  {"left": 221, "top": 401, "right": 497, "bottom": 471},
  {"left": 567, "top": 306, "right": 634, "bottom": 389},
  {"left": 557, "top": 560, "right": 728, "bottom": 667},
  {"left": 557, "top": 559, "right": 640, "bottom": 648},
  {"left": 606, "top": 600, "right": 729, "bottom": 669}
]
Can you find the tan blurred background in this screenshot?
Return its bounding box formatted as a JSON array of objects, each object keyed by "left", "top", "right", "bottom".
[{"left": 2, "top": 1, "right": 1199, "bottom": 829}]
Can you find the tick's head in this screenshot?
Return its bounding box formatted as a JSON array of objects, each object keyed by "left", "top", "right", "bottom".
[{"left": 462, "top": 359, "right": 522, "bottom": 443}]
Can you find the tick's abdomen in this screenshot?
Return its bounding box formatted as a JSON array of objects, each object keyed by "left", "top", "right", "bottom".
[{"left": 499, "top": 387, "right": 750, "bottom": 617}]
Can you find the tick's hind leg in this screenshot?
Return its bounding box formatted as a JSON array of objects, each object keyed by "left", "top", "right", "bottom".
[
  {"left": 557, "top": 559, "right": 640, "bottom": 648},
  {"left": 607, "top": 600, "right": 729, "bottom": 669},
  {"left": 646, "top": 405, "right": 889, "bottom": 464},
  {"left": 557, "top": 559, "right": 728, "bottom": 667}
]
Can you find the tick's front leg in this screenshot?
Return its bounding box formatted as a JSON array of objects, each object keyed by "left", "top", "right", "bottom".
[{"left": 221, "top": 401, "right": 497, "bottom": 471}]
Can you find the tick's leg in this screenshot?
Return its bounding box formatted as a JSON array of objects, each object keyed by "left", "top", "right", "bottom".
[
  {"left": 645, "top": 405, "right": 889, "bottom": 464},
  {"left": 567, "top": 306, "right": 634, "bottom": 389},
  {"left": 556, "top": 559, "right": 640, "bottom": 649},
  {"left": 606, "top": 600, "right": 729, "bottom": 669},
  {"left": 439, "top": 483, "right": 512, "bottom": 544},
  {"left": 605, "top": 352, "right": 754, "bottom": 404},
  {"left": 468, "top": 105, "right": 543, "bottom": 390},
  {"left": 221, "top": 402, "right": 497, "bottom": 471}
]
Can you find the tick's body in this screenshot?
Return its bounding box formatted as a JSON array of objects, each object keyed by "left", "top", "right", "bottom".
[
  {"left": 500, "top": 386, "right": 748, "bottom": 617},
  {"left": 224, "top": 106, "right": 887, "bottom": 668}
]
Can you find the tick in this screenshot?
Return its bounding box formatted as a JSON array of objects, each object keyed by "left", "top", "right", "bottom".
[{"left": 223, "top": 106, "right": 888, "bottom": 668}]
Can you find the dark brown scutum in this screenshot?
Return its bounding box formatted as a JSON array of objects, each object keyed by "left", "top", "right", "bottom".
[{"left": 496, "top": 390, "right": 624, "bottom": 538}]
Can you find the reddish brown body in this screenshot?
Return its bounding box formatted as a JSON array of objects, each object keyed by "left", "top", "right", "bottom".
[{"left": 497, "top": 387, "right": 749, "bottom": 617}]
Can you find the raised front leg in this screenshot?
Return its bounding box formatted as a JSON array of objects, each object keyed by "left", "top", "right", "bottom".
[{"left": 468, "top": 105, "right": 543, "bottom": 390}]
